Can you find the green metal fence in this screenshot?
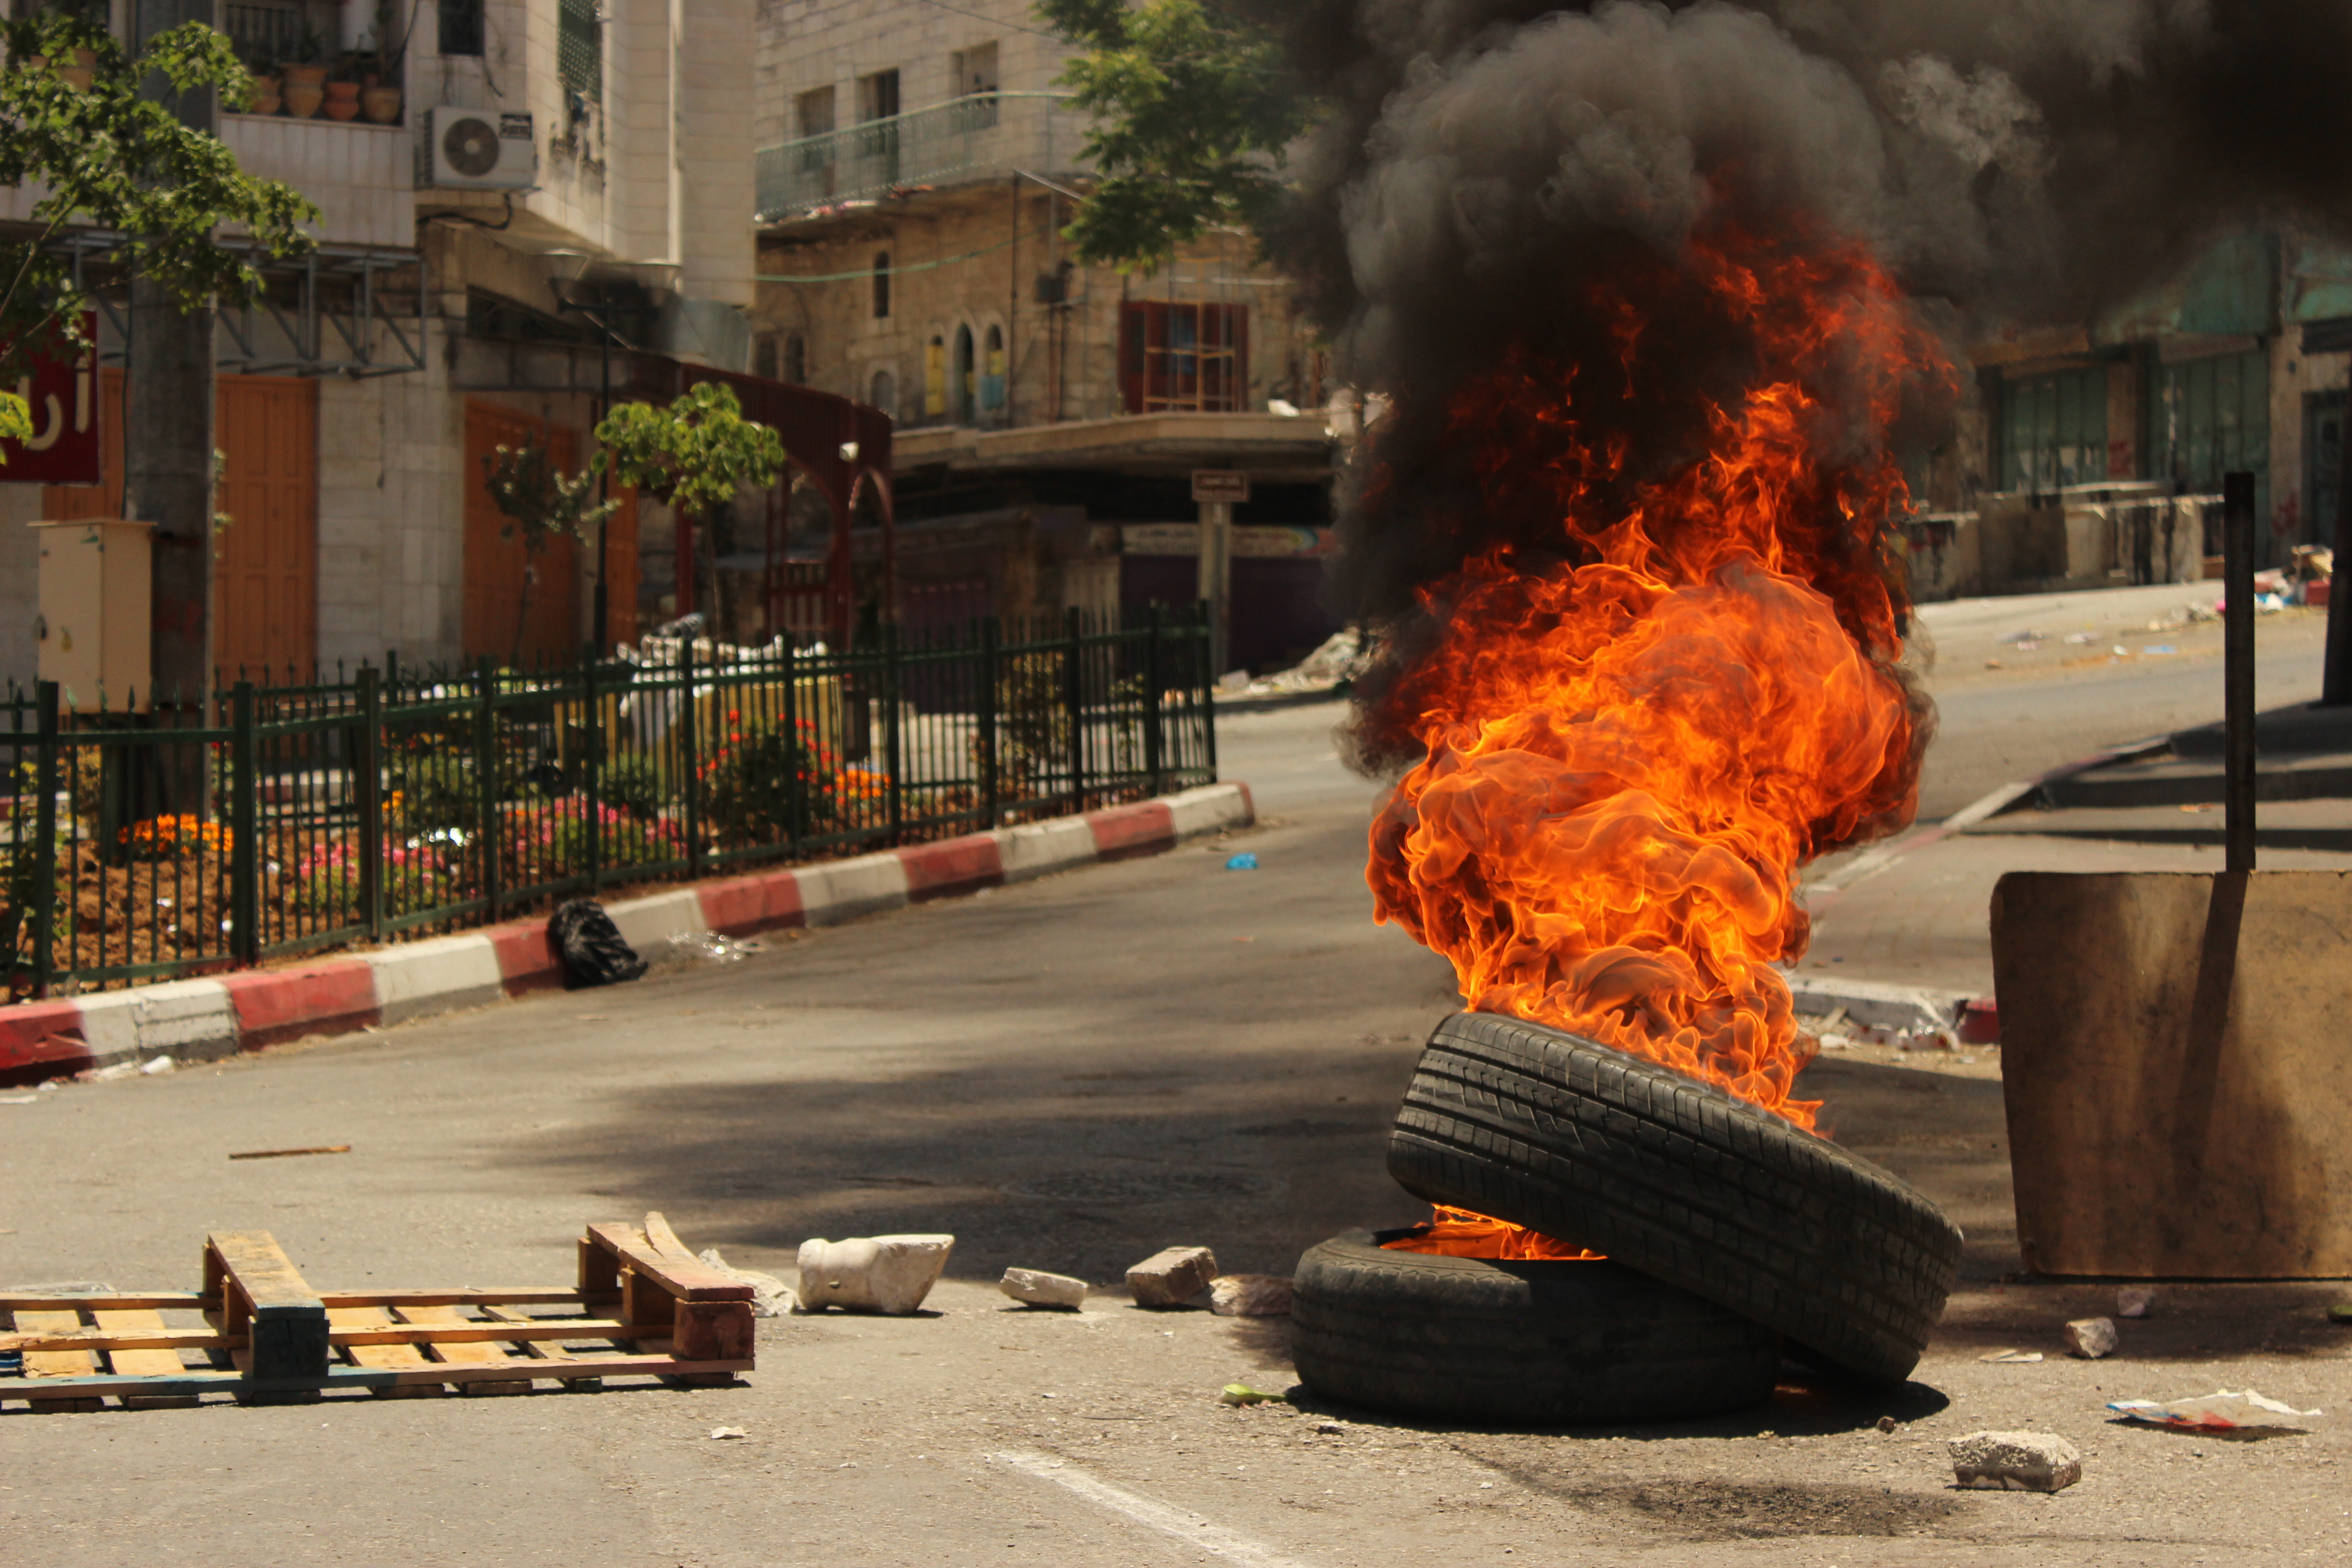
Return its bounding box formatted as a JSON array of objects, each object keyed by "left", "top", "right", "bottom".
[{"left": 0, "top": 605, "right": 1217, "bottom": 998}]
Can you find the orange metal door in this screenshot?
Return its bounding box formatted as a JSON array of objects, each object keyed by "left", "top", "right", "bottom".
[
  {"left": 43, "top": 370, "right": 319, "bottom": 682},
  {"left": 464, "top": 401, "right": 581, "bottom": 666},
  {"left": 212, "top": 377, "right": 318, "bottom": 680}
]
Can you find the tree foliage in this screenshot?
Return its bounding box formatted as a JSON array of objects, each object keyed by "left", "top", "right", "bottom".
[
  {"left": 482, "top": 441, "right": 619, "bottom": 547},
  {"left": 593, "top": 382, "right": 790, "bottom": 519},
  {"left": 0, "top": 9, "right": 319, "bottom": 456},
  {"left": 1036, "top": 0, "right": 1315, "bottom": 273}
]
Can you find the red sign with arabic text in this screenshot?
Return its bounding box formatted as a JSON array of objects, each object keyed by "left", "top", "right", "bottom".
[{"left": 0, "top": 312, "right": 101, "bottom": 485}]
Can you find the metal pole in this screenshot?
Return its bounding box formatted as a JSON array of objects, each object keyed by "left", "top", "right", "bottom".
[
  {"left": 977, "top": 616, "right": 1000, "bottom": 827},
  {"left": 2324, "top": 386, "right": 2352, "bottom": 705},
  {"left": 1063, "top": 606, "right": 1085, "bottom": 811},
  {"left": 678, "top": 637, "right": 701, "bottom": 878},
  {"left": 1143, "top": 603, "right": 1165, "bottom": 798},
  {"left": 355, "top": 665, "right": 383, "bottom": 942},
  {"left": 1196, "top": 499, "right": 1232, "bottom": 679},
  {"left": 474, "top": 659, "right": 501, "bottom": 922},
  {"left": 2223, "top": 470, "right": 2258, "bottom": 872},
  {"left": 31, "top": 681, "right": 59, "bottom": 997},
  {"left": 229, "top": 681, "right": 261, "bottom": 965},
  {"left": 581, "top": 655, "right": 603, "bottom": 893},
  {"left": 884, "top": 624, "right": 904, "bottom": 843}
]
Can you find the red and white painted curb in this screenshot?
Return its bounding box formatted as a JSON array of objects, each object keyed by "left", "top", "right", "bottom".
[{"left": 0, "top": 783, "right": 1255, "bottom": 1086}]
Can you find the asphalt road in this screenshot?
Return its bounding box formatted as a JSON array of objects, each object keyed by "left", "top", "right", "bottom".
[{"left": 5, "top": 591, "right": 2350, "bottom": 1566}]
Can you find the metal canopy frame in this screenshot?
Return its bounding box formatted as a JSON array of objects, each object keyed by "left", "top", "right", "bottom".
[{"left": 56, "top": 232, "right": 428, "bottom": 379}]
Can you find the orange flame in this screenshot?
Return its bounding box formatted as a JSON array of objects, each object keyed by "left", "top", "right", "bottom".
[
  {"left": 1367, "top": 225, "right": 1944, "bottom": 1149},
  {"left": 1382, "top": 1207, "right": 1604, "bottom": 1261}
]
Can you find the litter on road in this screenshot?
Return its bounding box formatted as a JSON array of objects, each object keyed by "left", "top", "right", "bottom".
[
  {"left": 1225, "top": 853, "right": 1259, "bottom": 870},
  {"left": 227, "top": 1144, "right": 353, "bottom": 1160},
  {"left": 1979, "top": 1348, "right": 2044, "bottom": 1363},
  {"left": 2108, "top": 1390, "right": 2324, "bottom": 1431},
  {"left": 1220, "top": 1383, "right": 1288, "bottom": 1406}
]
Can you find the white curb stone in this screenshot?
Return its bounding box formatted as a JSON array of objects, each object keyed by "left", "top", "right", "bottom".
[
  {"left": 1000, "top": 816, "right": 1098, "bottom": 882},
  {"left": 365, "top": 934, "right": 506, "bottom": 1022},
  {"left": 795, "top": 853, "right": 912, "bottom": 925}
]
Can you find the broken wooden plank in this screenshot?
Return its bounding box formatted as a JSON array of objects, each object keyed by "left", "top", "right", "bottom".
[
  {"left": 204, "top": 1231, "right": 328, "bottom": 1383},
  {"left": 393, "top": 1304, "right": 532, "bottom": 1396},
  {"left": 91, "top": 1309, "right": 200, "bottom": 1410},
  {"left": 5, "top": 1318, "right": 659, "bottom": 1354},
  {"left": 11, "top": 1354, "right": 753, "bottom": 1399},
  {"left": 0, "top": 1293, "right": 206, "bottom": 1312},
  {"left": 584, "top": 1224, "right": 753, "bottom": 1302},
  {"left": 327, "top": 1306, "right": 445, "bottom": 1400}
]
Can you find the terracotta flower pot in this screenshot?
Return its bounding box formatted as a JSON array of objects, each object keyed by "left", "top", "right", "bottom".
[
  {"left": 247, "top": 73, "right": 280, "bottom": 115},
  {"left": 57, "top": 48, "right": 97, "bottom": 91},
  {"left": 360, "top": 85, "right": 401, "bottom": 124},
  {"left": 323, "top": 81, "right": 361, "bottom": 122},
  {"left": 282, "top": 63, "right": 328, "bottom": 88},
  {"left": 283, "top": 81, "right": 324, "bottom": 119}
]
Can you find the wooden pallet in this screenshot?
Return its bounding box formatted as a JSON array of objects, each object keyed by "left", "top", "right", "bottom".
[{"left": 0, "top": 1213, "right": 754, "bottom": 1409}]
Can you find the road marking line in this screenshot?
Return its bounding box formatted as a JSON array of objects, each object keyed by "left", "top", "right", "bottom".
[{"left": 992, "top": 1450, "right": 1317, "bottom": 1568}]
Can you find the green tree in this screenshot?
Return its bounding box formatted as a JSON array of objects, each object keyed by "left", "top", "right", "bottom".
[
  {"left": 593, "top": 382, "right": 790, "bottom": 622},
  {"left": 1036, "top": 0, "right": 1315, "bottom": 273},
  {"left": 481, "top": 440, "right": 620, "bottom": 666},
  {"left": 0, "top": 9, "right": 318, "bottom": 456}
]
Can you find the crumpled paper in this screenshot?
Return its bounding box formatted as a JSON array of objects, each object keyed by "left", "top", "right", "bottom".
[{"left": 2108, "top": 1389, "right": 2323, "bottom": 1431}]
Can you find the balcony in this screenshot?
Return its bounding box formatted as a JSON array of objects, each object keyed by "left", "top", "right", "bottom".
[{"left": 755, "top": 92, "right": 1083, "bottom": 225}]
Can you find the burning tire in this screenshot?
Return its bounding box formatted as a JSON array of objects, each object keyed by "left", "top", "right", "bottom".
[
  {"left": 1387, "top": 1012, "right": 1963, "bottom": 1384},
  {"left": 1289, "top": 1229, "right": 1780, "bottom": 1423}
]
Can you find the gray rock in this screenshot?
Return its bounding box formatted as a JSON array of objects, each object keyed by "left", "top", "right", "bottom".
[
  {"left": 2065, "top": 1317, "right": 2119, "bottom": 1358},
  {"left": 1950, "top": 1431, "right": 2083, "bottom": 1493},
  {"left": 2117, "top": 1287, "right": 2155, "bottom": 1319},
  {"left": 1000, "top": 1267, "right": 1088, "bottom": 1309},
  {"left": 1125, "top": 1245, "right": 1218, "bottom": 1308}
]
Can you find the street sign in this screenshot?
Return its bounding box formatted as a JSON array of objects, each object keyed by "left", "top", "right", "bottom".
[
  {"left": 1191, "top": 469, "right": 1250, "bottom": 505},
  {"left": 0, "top": 313, "right": 100, "bottom": 486}
]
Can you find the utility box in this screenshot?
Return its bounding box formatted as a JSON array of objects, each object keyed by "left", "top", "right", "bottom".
[{"left": 33, "top": 519, "right": 151, "bottom": 712}]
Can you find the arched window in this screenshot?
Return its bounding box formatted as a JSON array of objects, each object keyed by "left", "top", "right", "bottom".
[
  {"left": 871, "top": 252, "right": 891, "bottom": 319},
  {"left": 980, "top": 324, "right": 1006, "bottom": 412},
  {"left": 752, "top": 333, "right": 778, "bottom": 380},
  {"left": 952, "top": 324, "right": 975, "bottom": 421},
  {"left": 783, "top": 332, "right": 806, "bottom": 385},
  {"left": 868, "top": 368, "right": 896, "bottom": 416}
]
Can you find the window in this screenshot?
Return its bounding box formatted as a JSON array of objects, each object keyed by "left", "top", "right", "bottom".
[
  {"left": 557, "top": 0, "right": 601, "bottom": 101},
  {"left": 436, "top": 0, "right": 484, "bottom": 56},
  {"left": 952, "top": 324, "right": 975, "bottom": 421},
  {"left": 753, "top": 333, "right": 779, "bottom": 381},
  {"left": 871, "top": 253, "right": 891, "bottom": 319},
  {"left": 980, "top": 324, "right": 1005, "bottom": 411},
  {"left": 868, "top": 368, "right": 896, "bottom": 417},
  {"left": 924, "top": 335, "right": 947, "bottom": 418},
  {"left": 2159, "top": 348, "right": 2271, "bottom": 523},
  {"left": 784, "top": 333, "right": 807, "bottom": 385},
  {"left": 950, "top": 42, "right": 998, "bottom": 126},
  {"left": 857, "top": 69, "right": 900, "bottom": 122},
  {"left": 1118, "top": 302, "right": 1249, "bottom": 414},
  {"left": 1999, "top": 365, "right": 2108, "bottom": 492},
  {"left": 796, "top": 86, "right": 836, "bottom": 139}
]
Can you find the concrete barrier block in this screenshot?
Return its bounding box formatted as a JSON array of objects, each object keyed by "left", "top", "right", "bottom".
[
  {"left": 220, "top": 962, "right": 380, "bottom": 1047},
  {"left": 1000, "top": 817, "right": 1096, "bottom": 882},
  {"left": 1166, "top": 783, "right": 1255, "bottom": 841},
  {"left": 699, "top": 870, "right": 807, "bottom": 935},
  {"left": 74, "top": 979, "right": 240, "bottom": 1065},
  {"left": 604, "top": 889, "right": 708, "bottom": 957},
  {"left": 1088, "top": 801, "right": 1177, "bottom": 861},
  {"left": 365, "top": 935, "right": 506, "bottom": 1024},
  {"left": 899, "top": 834, "right": 1004, "bottom": 902},
  {"left": 0, "top": 1000, "right": 94, "bottom": 1086},
  {"left": 794, "top": 854, "right": 911, "bottom": 926}
]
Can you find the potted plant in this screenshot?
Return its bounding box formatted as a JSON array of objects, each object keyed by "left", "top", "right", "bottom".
[
  {"left": 243, "top": 48, "right": 281, "bottom": 115},
  {"left": 357, "top": 18, "right": 401, "bottom": 123},
  {"left": 323, "top": 50, "right": 362, "bottom": 121},
  {"left": 280, "top": 27, "right": 327, "bottom": 118}
]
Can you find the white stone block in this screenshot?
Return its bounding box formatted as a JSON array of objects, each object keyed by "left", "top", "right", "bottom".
[
  {"left": 1125, "top": 1246, "right": 1217, "bottom": 1308},
  {"left": 999, "top": 1267, "right": 1088, "bottom": 1309},
  {"left": 2064, "top": 1317, "right": 2119, "bottom": 1359},
  {"left": 796, "top": 1234, "right": 954, "bottom": 1314},
  {"left": 1950, "top": 1431, "right": 2083, "bottom": 1493},
  {"left": 1208, "top": 1274, "right": 1293, "bottom": 1317}
]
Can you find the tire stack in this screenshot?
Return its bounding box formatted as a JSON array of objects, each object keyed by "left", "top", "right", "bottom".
[{"left": 1291, "top": 1011, "right": 1966, "bottom": 1424}]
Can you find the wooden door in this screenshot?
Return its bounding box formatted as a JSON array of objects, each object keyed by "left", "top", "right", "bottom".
[
  {"left": 43, "top": 370, "right": 319, "bottom": 681},
  {"left": 213, "top": 377, "right": 318, "bottom": 680},
  {"left": 463, "top": 401, "right": 582, "bottom": 666}
]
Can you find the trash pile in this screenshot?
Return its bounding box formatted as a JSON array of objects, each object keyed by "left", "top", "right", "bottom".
[{"left": 1214, "top": 628, "right": 1371, "bottom": 701}]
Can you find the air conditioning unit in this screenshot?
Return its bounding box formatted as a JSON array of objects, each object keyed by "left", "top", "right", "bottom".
[{"left": 421, "top": 107, "right": 537, "bottom": 190}]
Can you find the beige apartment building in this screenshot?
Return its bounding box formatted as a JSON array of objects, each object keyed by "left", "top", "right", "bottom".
[
  {"left": 749, "top": 0, "right": 1344, "bottom": 671},
  {"left": 0, "top": 0, "right": 786, "bottom": 687}
]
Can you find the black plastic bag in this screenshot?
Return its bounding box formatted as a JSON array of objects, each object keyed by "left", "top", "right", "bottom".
[{"left": 551, "top": 898, "right": 647, "bottom": 989}]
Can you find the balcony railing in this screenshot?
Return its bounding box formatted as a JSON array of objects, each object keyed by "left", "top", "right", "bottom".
[{"left": 756, "top": 91, "right": 1083, "bottom": 223}]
